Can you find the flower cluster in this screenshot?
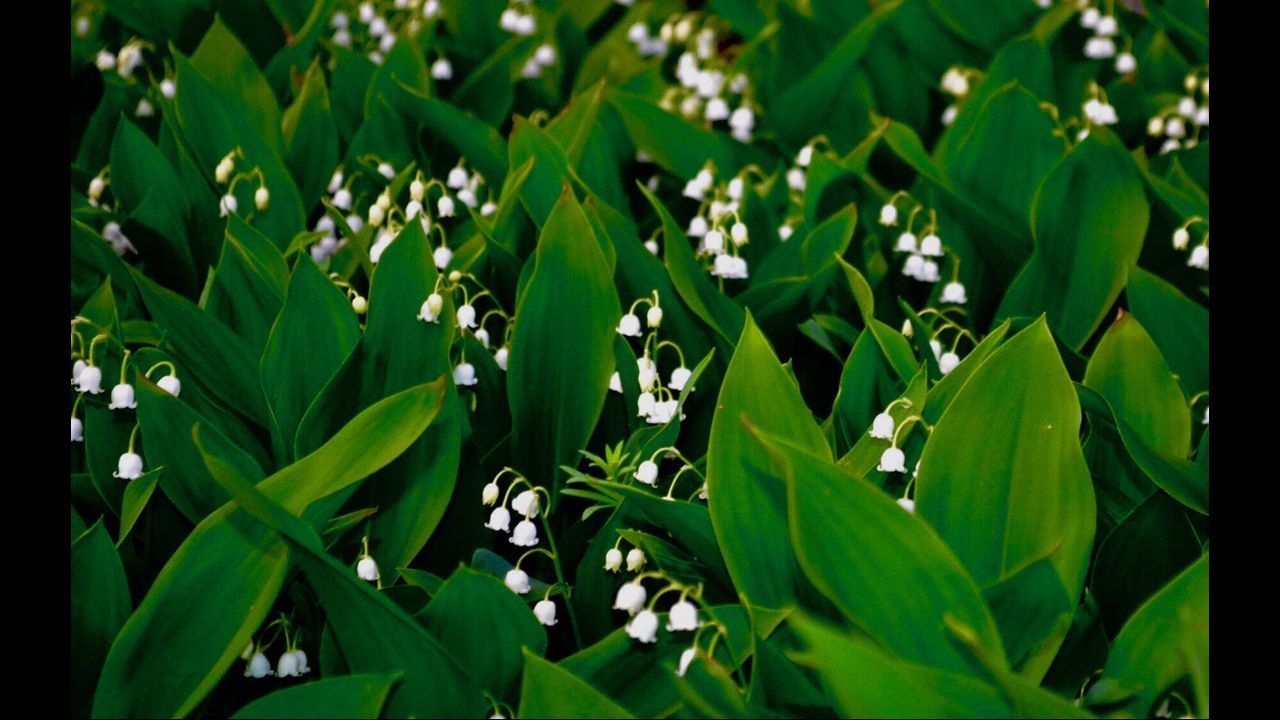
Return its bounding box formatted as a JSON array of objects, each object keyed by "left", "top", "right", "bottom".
[
  {"left": 240, "top": 614, "right": 311, "bottom": 680},
  {"left": 418, "top": 268, "right": 512, "bottom": 381},
  {"left": 214, "top": 147, "right": 270, "bottom": 218},
  {"left": 612, "top": 572, "right": 704, "bottom": 643},
  {"left": 330, "top": 0, "right": 443, "bottom": 65},
  {"left": 1146, "top": 68, "right": 1209, "bottom": 156},
  {"left": 498, "top": 0, "right": 538, "bottom": 36},
  {"left": 482, "top": 468, "right": 548, "bottom": 548},
  {"left": 641, "top": 13, "right": 756, "bottom": 143},
  {"left": 1078, "top": 4, "right": 1124, "bottom": 61},
  {"left": 939, "top": 66, "right": 979, "bottom": 127},
  {"left": 611, "top": 292, "right": 695, "bottom": 424},
  {"left": 880, "top": 195, "right": 967, "bottom": 301},
  {"left": 626, "top": 446, "right": 707, "bottom": 502},
  {"left": 902, "top": 306, "right": 978, "bottom": 377},
  {"left": 1172, "top": 216, "right": 1209, "bottom": 271},
  {"left": 521, "top": 43, "right": 559, "bottom": 79},
  {"left": 1080, "top": 81, "right": 1119, "bottom": 132},
  {"left": 681, "top": 163, "right": 753, "bottom": 279}
]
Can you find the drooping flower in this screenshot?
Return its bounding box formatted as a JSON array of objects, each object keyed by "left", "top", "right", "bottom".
[
  {"left": 482, "top": 482, "right": 500, "bottom": 505},
  {"left": 669, "top": 367, "right": 693, "bottom": 392},
  {"left": 157, "top": 374, "right": 181, "bottom": 397},
  {"left": 534, "top": 599, "right": 558, "bottom": 626},
  {"left": 635, "top": 460, "right": 659, "bottom": 486},
  {"left": 626, "top": 609, "right": 660, "bottom": 643},
  {"left": 495, "top": 347, "right": 509, "bottom": 371},
  {"left": 667, "top": 601, "right": 700, "bottom": 631},
  {"left": 879, "top": 204, "right": 899, "bottom": 226},
  {"left": 456, "top": 304, "right": 478, "bottom": 329},
  {"left": 613, "top": 582, "right": 647, "bottom": 614},
  {"left": 114, "top": 452, "right": 144, "bottom": 480},
  {"left": 897, "top": 497, "right": 916, "bottom": 513},
  {"left": 276, "top": 651, "right": 301, "bottom": 678},
  {"left": 870, "top": 412, "right": 895, "bottom": 440},
  {"left": 244, "top": 651, "right": 272, "bottom": 678},
  {"left": 71, "top": 417, "right": 84, "bottom": 442},
  {"left": 939, "top": 352, "right": 960, "bottom": 375},
  {"left": 504, "top": 568, "right": 531, "bottom": 594},
  {"left": 512, "top": 489, "right": 540, "bottom": 518},
  {"left": 486, "top": 506, "right": 512, "bottom": 532},
  {"left": 878, "top": 447, "right": 906, "bottom": 473},
  {"left": 453, "top": 362, "right": 478, "bottom": 386},
  {"left": 617, "top": 313, "right": 643, "bottom": 337},
  {"left": 941, "top": 281, "right": 967, "bottom": 304},
  {"left": 647, "top": 305, "right": 664, "bottom": 328},
  {"left": 510, "top": 519, "right": 539, "bottom": 547},
  {"left": 626, "top": 548, "right": 646, "bottom": 572},
  {"left": 604, "top": 547, "right": 624, "bottom": 572},
  {"left": 419, "top": 293, "right": 444, "bottom": 323},
  {"left": 76, "top": 365, "right": 103, "bottom": 394},
  {"left": 109, "top": 383, "right": 136, "bottom": 410},
  {"left": 676, "top": 647, "right": 697, "bottom": 677},
  {"left": 356, "top": 554, "right": 379, "bottom": 582},
  {"left": 1187, "top": 245, "right": 1209, "bottom": 270}
]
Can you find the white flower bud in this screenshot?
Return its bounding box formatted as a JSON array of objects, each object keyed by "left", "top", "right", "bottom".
[
  {"left": 604, "top": 548, "right": 623, "bottom": 572},
  {"left": 71, "top": 417, "right": 84, "bottom": 442},
  {"left": 219, "top": 194, "right": 238, "bottom": 217},
  {"left": 897, "top": 497, "right": 916, "bottom": 513},
  {"left": 359, "top": 2, "right": 375, "bottom": 23},
  {"left": 215, "top": 156, "right": 235, "bottom": 184},
  {"left": 504, "top": 568, "right": 531, "bottom": 594},
  {"left": 796, "top": 144, "right": 814, "bottom": 167},
  {"left": 941, "top": 105, "right": 959, "bottom": 126},
  {"left": 77, "top": 366, "right": 104, "bottom": 394},
  {"left": 635, "top": 461, "right": 659, "bottom": 486},
  {"left": 254, "top": 186, "right": 270, "bottom": 210},
  {"left": 1187, "top": 244, "right": 1208, "bottom": 270},
  {"left": 114, "top": 452, "right": 144, "bottom": 480},
  {"left": 515, "top": 13, "right": 536, "bottom": 35},
  {"left": 135, "top": 99, "right": 154, "bottom": 117},
  {"left": 878, "top": 447, "right": 907, "bottom": 473},
  {"left": 666, "top": 600, "right": 699, "bottom": 631},
  {"left": 617, "top": 313, "right": 643, "bottom": 337},
  {"left": 705, "top": 97, "right": 729, "bottom": 122},
  {"left": 481, "top": 201, "right": 497, "bottom": 217},
  {"left": 626, "top": 547, "right": 646, "bottom": 571},
  {"left": 870, "top": 412, "right": 895, "bottom": 440},
  {"left": 453, "top": 362, "right": 478, "bottom": 386},
  {"left": 609, "top": 371, "right": 623, "bottom": 394},
  {"left": 1194, "top": 107, "right": 1209, "bottom": 127},
  {"left": 676, "top": 647, "right": 697, "bottom": 677},
  {"left": 687, "top": 215, "right": 708, "bottom": 237},
  {"left": 534, "top": 599, "right": 558, "bottom": 626},
  {"left": 418, "top": 293, "right": 444, "bottom": 323},
  {"left": 1080, "top": 7, "right": 1100, "bottom": 28},
  {"left": 160, "top": 78, "right": 176, "bottom": 98},
  {"left": 157, "top": 374, "right": 181, "bottom": 396},
  {"left": 75, "top": 16, "right": 91, "bottom": 37},
  {"left": 534, "top": 44, "right": 556, "bottom": 66},
  {"left": 457, "top": 187, "right": 477, "bottom": 208},
  {"left": 352, "top": 295, "right": 368, "bottom": 315},
  {"left": 930, "top": 339, "right": 943, "bottom": 359},
  {"left": 786, "top": 168, "right": 807, "bottom": 191},
  {"left": 356, "top": 555, "right": 379, "bottom": 581},
  {"left": 1095, "top": 15, "right": 1118, "bottom": 37},
  {"left": 941, "top": 281, "right": 967, "bottom": 304},
  {"left": 939, "top": 351, "right": 960, "bottom": 374},
  {"left": 334, "top": 28, "right": 352, "bottom": 47},
  {"left": 109, "top": 383, "right": 137, "bottom": 410},
  {"left": 626, "top": 609, "right": 659, "bottom": 643},
  {"left": 369, "top": 16, "right": 388, "bottom": 37},
  {"left": 941, "top": 68, "right": 969, "bottom": 97},
  {"left": 729, "top": 106, "right": 754, "bottom": 131},
  {"left": 95, "top": 50, "right": 116, "bottom": 71},
  {"left": 369, "top": 231, "right": 393, "bottom": 264},
  {"left": 644, "top": 239, "right": 660, "bottom": 255},
  {"left": 1165, "top": 117, "right": 1186, "bottom": 139},
  {"left": 332, "top": 188, "right": 352, "bottom": 211},
  {"left": 495, "top": 346, "right": 509, "bottom": 371},
  {"left": 482, "top": 482, "right": 500, "bottom": 505},
  {"left": 487, "top": 506, "right": 512, "bottom": 532},
  {"left": 646, "top": 305, "right": 664, "bottom": 328},
  {"left": 475, "top": 328, "right": 491, "bottom": 348},
  {"left": 456, "top": 304, "right": 477, "bottom": 329},
  {"left": 1115, "top": 52, "right": 1137, "bottom": 74},
  {"left": 437, "top": 195, "right": 456, "bottom": 217},
  {"left": 423, "top": 0, "right": 440, "bottom": 18},
  {"left": 778, "top": 224, "right": 794, "bottom": 241},
  {"left": 1084, "top": 36, "right": 1116, "bottom": 59},
  {"left": 879, "top": 204, "right": 898, "bottom": 226},
  {"left": 510, "top": 519, "right": 539, "bottom": 546},
  {"left": 1172, "top": 227, "right": 1190, "bottom": 250},
  {"left": 703, "top": 229, "right": 725, "bottom": 254},
  {"left": 512, "top": 489, "right": 540, "bottom": 518},
  {"left": 730, "top": 222, "right": 749, "bottom": 246},
  {"left": 902, "top": 319, "right": 913, "bottom": 337}
]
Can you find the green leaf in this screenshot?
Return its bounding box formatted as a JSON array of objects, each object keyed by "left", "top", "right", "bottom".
[
  {"left": 117, "top": 468, "right": 163, "bottom": 545},
  {"left": 1084, "top": 313, "right": 1190, "bottom": 459},
  {"left": 508, "top": 186, "right": 621, "bottom": 489},
  {"left": 996, "top": 130, "right": 1150, "bottom": 350},
  {"left": 230, "top": 674, "right": 400, "bottom": 719},
  {"left": 1125, "top": 267, "right": 1208, "bottom": 397},
  {"left": 508, "top": 117, "right": 578, "bottom": 227},
  {"left": 418, "top": 567, "right": 548, "bottom": 700},
  {"left": 282, "top": 59, "right": 340, "bottom": 211},
  {"left": 706, "top": 313, "right": 829, "bottom": 610},
  {"left": 390, "top": 79, "right": 508, "bottom": 185},
  {"left": 754, "top": 427, "right": 1005, "bottom": 675},
  {"left": 926, "top": 0, "right": 1038, "bottom": 51},
  {"left": 915, "top": 318, "right": 1095, "bottom": 677},
  {"left": 1086, "top": 553, "right": 1208, "bottom": 717},
  {"left": 72, "top": 519, "right": 132, "bottom": 719},
  {"left": 93, "top": 382, "right": 447, "bottom": 718},
  {"left": 519, "top": 649, "right": 635, "bottom": 718},
  {"left": 203, "top": 232, "right": 286, "bottom": 357},
  {"left": 981, "top": 558, "right": 1073, "bottom": 671},
  {"left": 608, "top": 89, "right": 754, "bottom": 179},
  {"left": 261, "top": 253, "right": 361, "bottom": 464},
  {"left": 191, "top": 16, "right": 284, "bottom": 156}
]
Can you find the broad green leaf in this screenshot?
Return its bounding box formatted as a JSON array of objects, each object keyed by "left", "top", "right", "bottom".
[
  {"left": 117, "top": 468, "right": 163, "bottom": 545},
  {"left": 508, "top": 117, "right": 577, "bottom": 227},
  {"left": 191, "top": 16, "right": 284, "bottom": 155},
  {"left": 282, "top": 59, "right": 340, "bottom": 211},
  {"left": 93, "top": 382, "right": 446, "bottom": 718},
  {"left": 1086, "top": 553, "right": 1208, "bottom": 718},
  {"left": 1126, "top": 267, "right": 1208, "bottom": 397},
  {"left": 519, "top": 649, "right": 635, "bottom": 718},
  {"left": 755, "top": 428, "right": 1005, "bottom": 675},
  {"left": 996, "top": 129, "right": 1150, "bottom": 350},
  {"left": 72, "top": 520, "right": 132, "bottom": 719},
  {"left": 229, "top": 674, "right": 400, "bottom": 719},
  {"left": 508, "top": 186, "right": 621, "bottom": 489},
  {"left": 915, "top": 318, "right": 1095, "bottom": 677},
  {"left": 706, "top": 313, "right": 828, "bottom": 609},
  {"left": 607, "top": 89, "right": 751, "bottom": 179},
  {"left": 390, "top": 79, "right": 508, "bottom": 185},
  {"left": 1084, "top": 313, "right": 1190, "bottom": 459},
  {"left": 981, "top": 558, "right": 1073, "bottom": 671},
  {"left": 203, "top": 232, "right": 286, "bottom": 357},
  {"left": 926, "top": 0, "right": 1037, "bottom": 51},
  {"left": 418, "top": 567, "right": 548, "bottom": 700},
  {"left": 261, "top": 253, "right": 361, "bottom": 464}
]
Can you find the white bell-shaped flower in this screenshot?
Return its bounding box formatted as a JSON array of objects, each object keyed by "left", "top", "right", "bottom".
[
  {"left": 255, "top": 187, "right": 270, "bottom": 211},
  {"left": 332, "top": 188, "right": 352, "bottom": 210},
  {"left": 617, "top": 313, "right": 643, "bottom": 337},
  {"left": 786, "top": 167, "right": 807, "bottom": 191},
  {"left": 667, "top": 600, "right": 699, "bottom": 631},
  {"left": 604, "top": 548, "right": 624, "bottom": 572},
  {"left": 703, "top": 229, "right": 725, "bottom": 254},
  {"left": 453, "top": 362, "right": 478, "bottom": 386},
  {"left": 368, "top": 203, "right": 386, "bottom": 228},
  {"left": 637, "top": 391, "right": 657, "bottom": 417},
  {"left": 245, "top": 651, "right": 272, "bottom": 678},
  {"left": 687, "top": 215, "right": 709, "bottom": 237},
  {"left": 510, "top": 519, "right": 539, "bottom": 547},
  {"left": 277, "top": 651, "right": 300, "bottom": 678},
  {"left": 220, "top": 193, "right": 238, "bottom": 217},
  {"left": 941, "top": 105, "right": 959, "bottom": 126},
  {"left": 504, "top": 568, "right": 531, "bottom": 594},
  {"left": 614, "top": 582, "right": 647, "bottom": 614},
  {"left": 939, "top": 351, "right": 960, "bottom": 374},
  {"left": 475, "top": 328, "right": 491, "bottom": 348},
  {"left": 879, "top": 204, "right": 899, "bottom": 226},
  {"left": 645, "top": 238, "right": 660, "bottom": 255},
  {"left": 356, "top": 555, "right": 379, "bottom": 582},
  {"left": 902, "top": 254, "right": 925, "bottom": 279},
  {"left": 669, "top": 367, "right": 692, "bottom": 392},
  {"left": 897, "top": 497, "right": 916, "bottom": 513},
  {"left": 941, "top": 281, "right": 967, "bottom": 304},
  {"left": 1172, "top": 227, "right": 1190, "bottom": 250},
  {"left": 635, "top": 460, "right": 659, "bottom": 485},
  {"left": 626, "top": 548, "right": 646, "bottom": 571},
  {"left": 878, "top": 447, "right": 906, "bottom": 473},
  {"left": 95, "top": 50, "right": 117, "bottom": 71},
  {"left": 1203, "top": 406, "right": 1209, "bottom": 425},
  {"left": 512, "top": 489, "right": 541, "bottom": 518},
  {"left": 1115, "top": 52, "right": 1137, "bottom": 74},
  {"left": 76, "top": 365, "right": 103, "bottom": 394},
  {"left": 114, "top": 452, "right": 144, "bottom": 480},
  {"left": 637, "top": 365, "right": 657, "bottom": 392},
  {"left": 941, "top": 68, "right": 969, "bottom": 97},
  {"left": 487, "top": 506, "right": 512, "bottom": 532},
  {"left": 495, "top": 347, "right": 509, "bottom": 371},
  {"left": 1194, "top": 107, "right": 1209, "bottom": 126},
  {"left": 481, "top": 201, "right": 497, "bottom": 217},
  {"left": 676, "top": 647, "right": 697, "bottom": 677},
  {"left": 457, "top": 187, "right": 478, "bottom": 208},
  {"left": 419, "top": 293, "right": 444, "bottom": 323},
  {"left": 646, "top": 305, "right": 664, "bottom": 328},
  {"left": 778, "top": 224, "right": 794, "bottom": 241},
  {"left": 534, "top": 44, "right": 557, "bottom": 66},
  {"left": 1080, "top": 7, "right": 1100, "bottom": 28},
  {"left": 1084, "top": 36, "right": 1116, "bottom": 59},
  {"left": 438, "top": 195, "right": 456, "bottom": 217},
  {"left": 482, "top": 482, "right": 500, "bottom": 505},
  {"left": 456, "top": 304, "right": 478, "bottom": 329},
  {"left": 376, "top": 162, "right": 395, "bottom": 179},
  {"left": 919, "top": 234, "right": 943, "bottom": 256},
  {"left": 726, "top": 177, "right": 745, "bottom": 202},
  {"left": 157, "top": 374, "right": 181, "bottom": 397},
  {"left": 534, "top": 599, "right": 558, "bottom": 626},
  {"left": 609, "top": 371, "right": 623, "bottom": 394},
  {"left": 729, "top": 106, "right": 754, "bottom": 131},
  {"left": 1187, "top": 245, "right": 1209, "bottom": 270},
  {"left": 626, "top": 609, "right": 660, "bottom": 643},
  {"left": 431, "top": 58, "right": 453, "bottom": 80},
  {"left": 730, "top": 222, "right": 749, "bottom": 246},
  {"left": 293, "top": 649, "right": 310, "bottom": 674},
  {"left": 71, "top": 417, "right": 84, "bottom": 442},
  {"left": 894, "top": 231, "right": 918, "bottom": 253},
  {"left": 1095, "top": 15, "right": 1118, "bottom": 36},
  {"left": 216, "top": 157, "right": 235, "bottom": 184},
  {"left": 136, "top": 99, "right": 155, "bottom": 118},
  {"left": 870, "top": 412, "right": 895, "bottom": 440},
  {"left": 109, "top": 383, "right": 137, "bottom": 410}
]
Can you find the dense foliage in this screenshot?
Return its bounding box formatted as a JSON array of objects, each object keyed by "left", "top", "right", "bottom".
[{"left": 70, "top": 0, "right": 1209, "bottom": 717}]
